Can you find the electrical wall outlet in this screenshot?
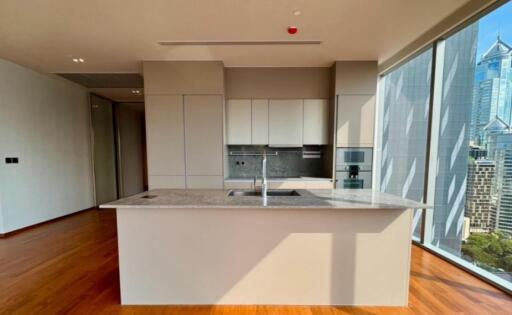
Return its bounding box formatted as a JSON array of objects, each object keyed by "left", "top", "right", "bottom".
[{"left": 5, "top": 157, "right": 19, "bottom": 164}]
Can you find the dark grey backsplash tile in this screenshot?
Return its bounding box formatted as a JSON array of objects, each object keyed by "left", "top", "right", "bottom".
[{"left": 227, "top": 145, "right": 326, "bottom": 178}]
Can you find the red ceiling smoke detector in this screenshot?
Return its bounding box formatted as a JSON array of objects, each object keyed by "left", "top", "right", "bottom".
[{"left": 287, "top": 26, "right": 298, "bottom": 35}]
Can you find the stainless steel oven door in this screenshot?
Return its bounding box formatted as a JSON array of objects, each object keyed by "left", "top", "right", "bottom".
[{"left": 335, "top": 171, "right": 372, "bottom": 189}]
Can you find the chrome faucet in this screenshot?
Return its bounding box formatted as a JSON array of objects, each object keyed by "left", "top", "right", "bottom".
[{"left": 261, "top": 152, "right": 268, "bottom": 204}]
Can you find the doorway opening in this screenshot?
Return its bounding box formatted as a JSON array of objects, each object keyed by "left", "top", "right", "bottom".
[{"left": 90, "top": 94, "right": 147, "bottom": 204}]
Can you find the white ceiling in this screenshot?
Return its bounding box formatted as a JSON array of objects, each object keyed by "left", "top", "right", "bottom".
[{"left": 0, "top": 0, "right": 469, "bottom": 73}]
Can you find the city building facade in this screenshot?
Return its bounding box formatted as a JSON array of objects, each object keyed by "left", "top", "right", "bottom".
[
  {"left": 471, "top": 36, "right": 512, "bottom": 145},
  {"left": 465, "top": 158, "right": 496, "bottom": 232},
  {"left": 486, "top": 121, "right": 512, "bottom": 233}
]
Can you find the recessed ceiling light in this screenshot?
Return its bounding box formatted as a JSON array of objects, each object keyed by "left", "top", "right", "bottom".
[
  {"left": 72, "top": 57, "right": 85, "bottom": 63},
  {"left": 131, "top": 90, "right": 141, "bottom": 94},
  {"left": 293, "top": 10, "right": 301, "bottom": 16}
]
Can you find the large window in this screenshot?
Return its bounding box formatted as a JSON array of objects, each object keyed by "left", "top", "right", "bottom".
[
  {"left": 377, "top": 1, "right": 512, "bottom": 292},
  {"left": 429, "top": 23, "right": 479, "bottom": 255},
  {"left": 378, "top": 49, "right": 432, "bottom": 240}
]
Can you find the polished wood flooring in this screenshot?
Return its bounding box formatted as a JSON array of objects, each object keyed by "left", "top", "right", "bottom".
[{"left": 0, "top": 209, "right": 511, "bottom": 315}]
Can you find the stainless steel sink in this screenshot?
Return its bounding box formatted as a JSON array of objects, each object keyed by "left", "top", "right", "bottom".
[
  {"left": 227, "top": 190, "right": 261, "bottom": 197},
  {"left": 267, "top": 190, "right": 301, "bottom": 196},
  {"left": 227, "top": 190, "right": 301, "bottom": 197}
]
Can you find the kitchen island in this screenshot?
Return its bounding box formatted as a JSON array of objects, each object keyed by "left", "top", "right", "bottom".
[{"left": 101, "top": 189, "right": 429, "bottom": 306}]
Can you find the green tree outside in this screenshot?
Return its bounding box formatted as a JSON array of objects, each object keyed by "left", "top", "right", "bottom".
[{"left": 462, "top": 231, "right": 512, "bottom": 272}]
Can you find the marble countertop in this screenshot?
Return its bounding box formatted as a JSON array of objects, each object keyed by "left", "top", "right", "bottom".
[
  {"left": 101, "top": 189, "right": 430, "bottom": 210},
  {"left": 224, "top": 177, "right": 332, "bottom": 182}
]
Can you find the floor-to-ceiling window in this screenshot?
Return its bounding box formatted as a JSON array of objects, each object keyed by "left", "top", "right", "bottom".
[
  {"left": 428, "top": 22, "right": 479, "bottom": 256},
  {"left": 377, "top": 0, "right": 512, "bottom": 292},
  {"left": 378, "top": 49, "right": 432, "bottom": 240}
]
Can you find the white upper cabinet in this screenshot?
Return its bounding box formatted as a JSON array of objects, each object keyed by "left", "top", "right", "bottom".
[
  {"left": 226, "top": 99, "right": 252, "bottom": 144},
  {"left": 336, "top": 94, "right": 375, "bottom": 147},
  {"left": 225, "top": 98, "right": 328, "bottom": 146},
  {"left": 303, "top": 99, "right": 329, "bottom": 145},
  {"left": 269, "top": 99, "right": 303, "bottom": 146},
  {"left": 251, "top": 99, "right": 269, "bottom": 145}
]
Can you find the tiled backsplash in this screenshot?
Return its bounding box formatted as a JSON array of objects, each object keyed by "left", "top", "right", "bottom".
[{"left": 227, "top": 145, "right": 326, "bottom": 178}]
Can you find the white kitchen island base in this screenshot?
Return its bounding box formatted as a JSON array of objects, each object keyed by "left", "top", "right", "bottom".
[{"left": 115, "top": 205, "right": 414, "bottom": 306}]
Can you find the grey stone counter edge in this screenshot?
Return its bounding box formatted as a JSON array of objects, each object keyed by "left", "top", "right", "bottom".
[{"left": 100, "top": 189, "right": 432, "bottom": 210}]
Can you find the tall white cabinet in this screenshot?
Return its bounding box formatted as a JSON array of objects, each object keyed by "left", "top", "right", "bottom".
[
  {"left": 334, "top": 61, "right": 377, "bottom": 148},
  {"left": 145, "top": 95, "right": 186, "bottom": 188},
  {"left": 145, "top": 95, "right": 224, "bottom": 189},
  {"left": 184, "top": 95, "right": 224, "bottom": 188},
  {"left": 336, "top": 95, "right": 375, "bottom": 147},
  {"left": 144, "top": 61, "right": 225, "bottom": 189}
]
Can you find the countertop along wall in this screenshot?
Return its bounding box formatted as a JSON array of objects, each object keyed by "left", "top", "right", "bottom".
[{"left": 0, "top": 58, "right": 94, "bottom": 233}]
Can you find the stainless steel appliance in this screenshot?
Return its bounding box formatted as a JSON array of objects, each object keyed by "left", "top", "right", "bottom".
[{"left": 335, "top": 147, "right": 373, "bottom": 189}]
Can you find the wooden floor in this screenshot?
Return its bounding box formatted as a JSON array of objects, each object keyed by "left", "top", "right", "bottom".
[{"left": 0, "top": 209, "right": 511, "bottom": 315}]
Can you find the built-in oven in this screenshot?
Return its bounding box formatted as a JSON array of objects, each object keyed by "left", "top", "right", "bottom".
[
  {"left": 336, "top": 170, "right": 372, "bottom": 189},
  {"left": 335, "top": 147, "right": 373, "bottom": 189},
  {"left": 336, "top": 147, "right": 373, "bottom": 171}
]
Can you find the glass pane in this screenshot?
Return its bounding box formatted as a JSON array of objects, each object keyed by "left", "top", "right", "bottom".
[
  {"left": 379, "top": 48, "right": 432, "bottom": 239},
  {"left": 429, "top": 1, "right": 512, "bottom": 288}
]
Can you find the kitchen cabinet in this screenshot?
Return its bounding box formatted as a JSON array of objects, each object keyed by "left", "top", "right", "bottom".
[
  {"left": 226, "top": 98, "right": 328, "bottom": 146},
  {"left": 303, "top": 99, "right": 329, "bottom": 145},
  {"left": 336, "top": 94, "right": 375, "bottom": 147},
  {"left": 184, "top": 95, "right": 224, "bottom": 188},
  {"left": 251, "top": 99, "right": 269, "bottom": 145},
  {"left": 269, "top": 99, "right": 303, "bottom": 146},
  {"left": 145, "top": 95, "right": 186, "bottom": 189},
  {"left": 226, "top": 99, "right": 252, "bottom": 144},
  {"left": 145, "top": 95, "right": 223, "bottom": 189}
]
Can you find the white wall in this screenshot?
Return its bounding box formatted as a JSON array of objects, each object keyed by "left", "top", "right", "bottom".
[
  {"left": 0, "top": 192, "right": 4, "bottom": 232},
  {"left": 0, "top": 58, "right": 94, "bottom": 233},
  {"left": 144, "top": 61, "right": 224, "bottom": 95},
  {"left": 225, "top": 67, "right": 331, "bottom": 99}
]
